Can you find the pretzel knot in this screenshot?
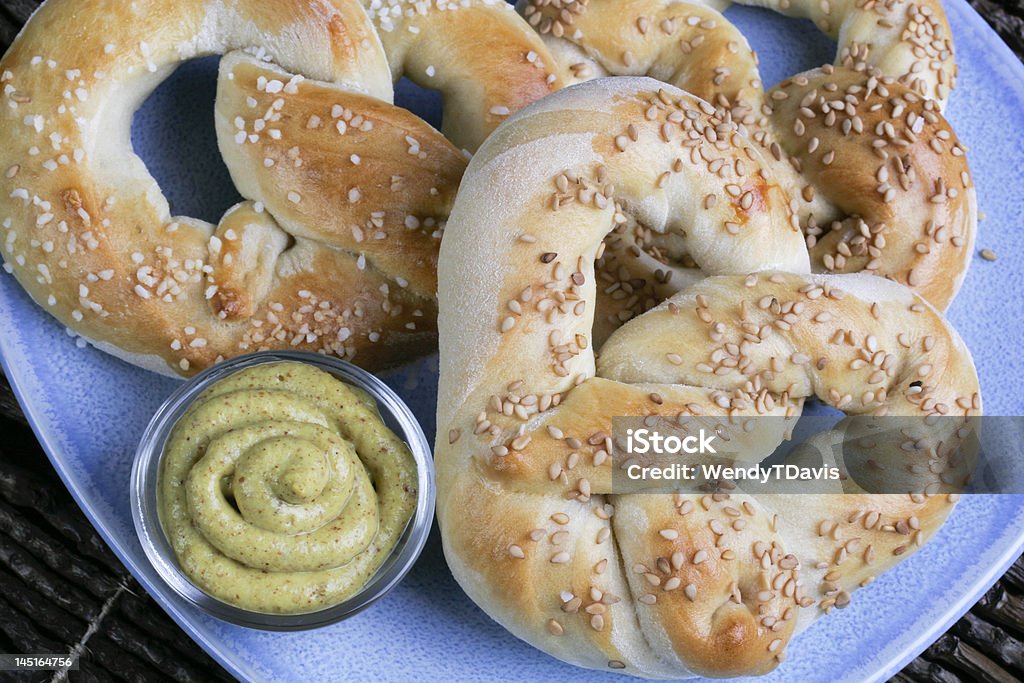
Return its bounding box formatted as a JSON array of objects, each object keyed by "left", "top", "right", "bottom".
[
  {"left": 0, "top": 0, "right": 559, "bottom": 376},
  {"left": 520, "top": 0, "right": 975, "bottom": 312},
  {"left": 435, "top": 80, "right": 980, "bottom": 678},
  {"left": 467, "top": 78, "right": 812, "bottom": 346}
]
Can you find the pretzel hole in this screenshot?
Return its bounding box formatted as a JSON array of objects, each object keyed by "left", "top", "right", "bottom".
[
  {"left": 131, "top": 56, "right": 242, "bottom": 224},
  {"left": 394, "top": 77, "right": 443, "bottom": 135},
  {"left": 722, "top": 5, "right": 835, "bottom": 89}
]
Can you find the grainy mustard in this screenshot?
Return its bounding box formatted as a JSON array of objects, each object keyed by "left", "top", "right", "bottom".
[{"left": 158, "top": 362, "right": 417, "bottom": 614}]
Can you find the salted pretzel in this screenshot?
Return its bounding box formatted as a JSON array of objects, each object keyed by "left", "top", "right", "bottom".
[
  {"left": 435, "top": 78, "right": 980, "bottom": 678},
  {"left": 518, "top": 0, "right": 975, "bottom": 310},
  {"left": 0, "top": 0, "right": 560, "bottom": 376}
]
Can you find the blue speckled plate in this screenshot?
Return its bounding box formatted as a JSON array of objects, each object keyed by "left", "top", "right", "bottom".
[{"left": 2, "top": 1, "right": 1023, "bottom": 681}]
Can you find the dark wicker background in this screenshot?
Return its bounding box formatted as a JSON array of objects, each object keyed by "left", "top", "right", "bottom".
[{"left": 0, "top": 0, "right": 1022, "bottom": 680}]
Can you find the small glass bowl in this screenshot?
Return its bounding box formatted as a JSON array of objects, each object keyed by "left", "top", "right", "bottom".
[{"left": 130, "top": 351, "right": 435, "bottom": 630}]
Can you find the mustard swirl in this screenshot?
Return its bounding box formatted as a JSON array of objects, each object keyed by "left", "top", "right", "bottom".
[{"left": 157, "top": 362, "right": 418, "bottom": 614}]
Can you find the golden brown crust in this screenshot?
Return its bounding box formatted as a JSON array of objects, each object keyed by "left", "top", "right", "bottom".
[
  {"left": 518, "top": 1, "right": 974, "bottom": 311},
  {"left": 613, "top": 493, "right": 798, "bottom": 678},
  {"left": 0, "top": 0, "right": 562, "bottom": 376},
  {"left": 756, "top": 0, "right": 957, "bottom": 107},
  {"left": 217, "top": 54, "right": 466, "bottom": 301},
  {"left": 435, "top": 79, "right": 980, "bottom": 678},
  {"left": 520, "top": 0, "right": 762, "bottom": 115},
  {"left": 766, "top": 65, "right": 976, "bottom": 309},
  {"left": 521, "top": 0, "right": 957, "bottom": 108},
  {"left": 364, "top": 0, "right": 563, "bottom": 151}
]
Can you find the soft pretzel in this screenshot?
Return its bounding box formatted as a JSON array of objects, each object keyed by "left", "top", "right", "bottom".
[
  {"left": 741, "top": 0, "right": 957, "bottom": 108},
  {"left": 518, "top": 0, "right": 975, "bottom": 311},
  {"left": 519, "top": 0, "right": 761, "bottom": 116},
  {"left": 454, "top": 78, "right": 809, "bottom": 344},
  {"left": 435, "top": 77, "right": 980, "bottom": 678},
  {"left": 766, "top": 65, "right": 975, "bottom": 309},
  {"left": 361, "top": 0, "right": 562, "bottom": 152},
  {"left": 517, "top": 0, "right": 975, "bottom": 311},
  {"left": 520, "top": 0, "right": 956, "bottom": 109},
  {"left": 0, "top": 0, "right": 558, "bottom": 376}
]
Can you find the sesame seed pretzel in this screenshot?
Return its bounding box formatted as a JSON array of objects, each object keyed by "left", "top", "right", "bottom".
[
  {"left": 0, "top": 0, "right": 559, "bottom": 376},
  {"left": 455, "top": 77, "right": 811, "bottom": 346},
  {"left": 518, "top": 0, "right": 976, "bottom": 311},
  {"left": 767, "top": 65, "right": 976, "bottom": 309},
  {"left": 520, "top": 0, "right": 974, "bottom": 313},
  {"left": 520, "top": 0, "right": 957, "bottom": 109},
  {"left": 361, "top": 0, "right": 562, "bottom": 152},
  {"left": 435, "top": 78, "right": 980, "bottom": 677}
]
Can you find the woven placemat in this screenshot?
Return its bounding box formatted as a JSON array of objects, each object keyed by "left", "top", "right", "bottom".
[
  {"left": 0, "top": 0, "right": 1022, "bottom": 680},
  {"left": 0, "top": 389, "right": 234, "bottom": 683}
]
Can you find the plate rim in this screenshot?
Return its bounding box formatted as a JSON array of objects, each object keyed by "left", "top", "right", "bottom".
[
  {"left": 853, "top": 2, "right": 1024, "bottom": 678},
  {"left": 866, "top": 503, "right": 1024, "bottom": 682}
]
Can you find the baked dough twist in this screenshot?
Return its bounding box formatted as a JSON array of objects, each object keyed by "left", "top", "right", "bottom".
[
  {"left": 0, "top": 0, "right": 559, "bottom": 376},
  {"left": 521, "top": 0, "right": 956, "bottom": 109},
  {"left": 518, "top": 0, "right": 975, "bottom": 310},
  {"left": 435, "top": 78, "right": 980, "bottom": 678},
  {"left": 769, "top": 65, "right": 975, "bottom": 309},
  {"left": 740, "top": 0, "right": 957, "bottom": 107},
  {"left": 362, "top": 0, "right": 562, "bottom": 151},
  {"left": 452, "top": 78, "right": 810, "bottom": 345}
]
